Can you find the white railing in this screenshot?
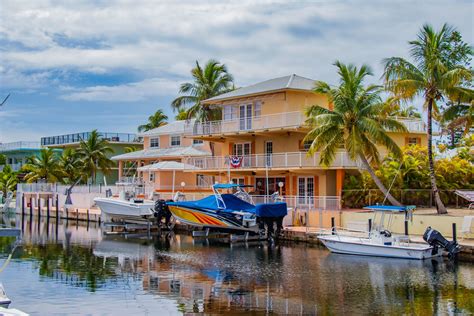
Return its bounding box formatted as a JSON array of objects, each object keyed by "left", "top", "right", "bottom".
[
  {"left": 184, "top": 112, "right": 426, "bottom": 136},
  {"left": 184, "top": 111, "right": 306, "bottom": 136},
  {"left": 185, "top": 151, "right": 361, "bottom": 170},
  {"left": 395, "top": 117, "right": 426, "bottom": 133},
  {"left": 0, "top": 141, "right": 41, "bottom": 152}
]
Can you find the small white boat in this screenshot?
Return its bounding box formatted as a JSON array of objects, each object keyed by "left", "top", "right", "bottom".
[
  {"left": 319, "top": 205, "right": 459, "bottom": 260},
  {"left": 93, "top": 181, "right": 154, "bottom": 222}
]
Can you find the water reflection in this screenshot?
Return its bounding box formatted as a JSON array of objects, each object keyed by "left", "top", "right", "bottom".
[{"left": 1, "top": 215, "right": 474, "bottom": 315}]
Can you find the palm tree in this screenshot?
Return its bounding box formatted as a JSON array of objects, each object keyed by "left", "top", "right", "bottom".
[
  {"left": 58, "top": 148, "right": 83, "bottom": 184},
  {"left": 175, "top": 108, "right": 189, "bottom": 121},
  {"left": 0, "top": 165, "right": 18, "bottom": 195},
  {"left": 23, "top": 148, "right": 63, "bottom": 183},
  {"left": 77, "top": 130, "right": 114, "bottom": 184},
  {"left": 383, "top": 24, "right": 473, "bottom": 214},
  {"left": 171, "top": 59, "right": 234, "bottom": 155},
  {"left": 304, "top": 61, "right": 407, "bottom": 206},
  {"left": 138, "top": 109, "right": 168, "bottom": 132}
]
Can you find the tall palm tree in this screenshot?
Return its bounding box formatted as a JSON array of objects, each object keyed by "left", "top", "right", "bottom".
[
  {"left": 383, "top": 24, "right": 473, "bottom": 214},
  {"left": 77, "top": 130, "right": 114, "bottom": 184},
  {"left": 58, "top": 148, "right": 83, "bottom": 184},
  {"left": 137, "top": 109, "right": 168, "bottom": 132},
  {"left": 172, "top": 59, "right": 234, "bottom": 155},
  {"left": 0, "top": 165, "right": 18, "bottom": 195},
  {"left": 23, "top": 148, "right": 63, "bottom": 183},
  {"left": 305, "top": 61, "right": 407, "bottom": 206},
  {"left": 175, "top": 108, "right": 189, "bottom": 121}
]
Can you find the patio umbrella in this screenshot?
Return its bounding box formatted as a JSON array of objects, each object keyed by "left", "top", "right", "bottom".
[{"left": 137, "top": 161, "right": 200, "bottom": 194}]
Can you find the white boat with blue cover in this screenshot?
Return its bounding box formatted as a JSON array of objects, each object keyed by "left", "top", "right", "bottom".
[{"left": 318, "top": 205, "right": 460, "bottom": 260}]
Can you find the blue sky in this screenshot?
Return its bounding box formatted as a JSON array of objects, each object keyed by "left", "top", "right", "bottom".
[{"left": 0, "top": 0, "right": 472, "bottom": 142}]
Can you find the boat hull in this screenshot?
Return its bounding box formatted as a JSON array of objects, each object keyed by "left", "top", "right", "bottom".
[
  {"left": 168, "top": 205, "right": 258, "bottom": 233},
  {"left": 94, "top": 197, "right": 154, "bottom": 220},
  {"left": 318, "top": 235, "right": 442, "bottom": 260}
]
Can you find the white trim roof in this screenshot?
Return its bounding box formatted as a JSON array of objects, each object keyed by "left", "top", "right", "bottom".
[
  {"left": 204, "top": 74, "right": 316, "bottom": 102},
  {"left": 139, "top": 120, "right": 194, "bottom": 137},
  {"left": 111, "top": 145, "right": 210, "bottom": 161}
]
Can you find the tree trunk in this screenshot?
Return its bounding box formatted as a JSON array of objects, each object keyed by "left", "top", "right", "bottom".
[
  {"left": 427, "top": 98, "right": 447, "bottom": 214},
  {"left": 358, "top": 153, "right": 402, "bottom": 206}
]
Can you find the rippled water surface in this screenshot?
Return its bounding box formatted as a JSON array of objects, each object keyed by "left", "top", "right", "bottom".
[{"left": 1, "top": 215, "right": 473, "bottom": 315}]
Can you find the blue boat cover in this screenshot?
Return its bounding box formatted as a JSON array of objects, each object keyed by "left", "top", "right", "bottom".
[
  {"left": 255, "top": 202, "right": 287, "bottom": 217},
  {"left": 168, "top": 194, "right": 255, "bottom": 212},
  {"left": 363, "top": 205, "right": 416, "bottom": 212}
]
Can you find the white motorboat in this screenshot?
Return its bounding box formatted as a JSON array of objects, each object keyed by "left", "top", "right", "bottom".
[
  {"left": 318, "top": 205, "right": 460, "bottom": 260},
  {"left": 93, "top": 181, "right": 154, "bottom": 222}
]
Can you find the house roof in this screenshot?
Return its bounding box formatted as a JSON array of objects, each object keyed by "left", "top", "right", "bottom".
[
  {"left": 204, "top": 74, "right": 316, "bottom": 103},
  {"left": 139, "top": 120, "right": 193, "bottom": 137},
  {"left": 137, "top": 161, "right": 200, "bottom": 171},
  {"left": 111, "top": 145, "right": 210, "bottom": 161}
]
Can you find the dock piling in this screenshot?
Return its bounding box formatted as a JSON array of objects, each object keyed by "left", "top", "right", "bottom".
[
  {"left": 47, "top": 197, "right": 50, "bottom": 219},
  {"left": 29, "top": 197, "right": 33, "bottom": 219},
  {"left": 452, "top": 223, "right": 457, "bottom": 242},
  {"left": 368, "top": 219, "right": 372, "bottom": 233},
  {"left": 38, "top": 197, "right": 41, "bottom": 218},
  {"left": 404, "top": 221, "right": 409, "bottom": 236},
  {"left": 331, "top": 217, "right": 335, "bottom": 235}
]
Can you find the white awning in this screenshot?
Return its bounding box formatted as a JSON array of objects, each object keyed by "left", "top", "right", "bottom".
[{"left": 137, "top": 161, "right": 200, "bottom": 172}]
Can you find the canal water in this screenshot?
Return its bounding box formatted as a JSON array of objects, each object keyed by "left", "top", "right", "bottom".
[{"left": 0, "top": 215, "right": 473, "bottom": 315}]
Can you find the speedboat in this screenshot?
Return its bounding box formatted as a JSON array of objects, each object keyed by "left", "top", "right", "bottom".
[
  {"left": 318, "top": 205, "right": 460, "bottom": 260},
  {"left": 94, "top": 181, "right": 154, "bottom": 222},
  {"left": 167, "top": 184, "right": 287, "bottom": 234}
]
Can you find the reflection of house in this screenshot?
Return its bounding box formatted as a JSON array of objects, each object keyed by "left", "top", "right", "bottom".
[
  {"left": 180, "top": 74, "right": 427, "bottom": 209},
  {"left": 42, "top": 131, "right": 142, "bottom": 185},
  {"left": 111, "top": 121, "right": 217, "bottom": 192}
]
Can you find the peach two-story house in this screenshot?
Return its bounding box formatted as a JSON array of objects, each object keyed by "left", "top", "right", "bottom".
[{"left": 181, "top": 74, "right": 427, "bottom": 208}]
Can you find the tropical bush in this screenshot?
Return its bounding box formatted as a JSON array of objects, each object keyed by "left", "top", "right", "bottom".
[
  {"left": 0, "top": 165, "right": 18, "bottom": 196},
  {"left": 342, "top": 145, "right": 474, "bottom": 208}
]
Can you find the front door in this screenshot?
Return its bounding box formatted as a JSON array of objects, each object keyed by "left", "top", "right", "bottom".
[
  {"left": 298, "top": 176, "right": 314, "bottom": 206},
  {"left": 239, "top": 104, "right": 252, "bottom": 130}
]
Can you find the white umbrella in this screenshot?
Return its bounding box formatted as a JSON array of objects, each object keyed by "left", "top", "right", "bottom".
[{"left": 137, "top": 161, "right": 200, "bottom": 194}]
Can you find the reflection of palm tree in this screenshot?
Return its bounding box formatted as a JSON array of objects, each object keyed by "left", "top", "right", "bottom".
[
  {"left": 305, "top": 62, "right": 406, "bottom": 206},
  {"left": 383, "top": 24, "right": 473, "bottom": 214}
]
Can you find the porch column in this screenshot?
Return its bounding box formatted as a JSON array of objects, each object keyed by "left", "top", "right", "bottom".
[
  {"left": 118, "top": 161, "right": 123, "bottom": 179},
  {"left": 336, "top": 169, "right": 345, "bottom": 197}
]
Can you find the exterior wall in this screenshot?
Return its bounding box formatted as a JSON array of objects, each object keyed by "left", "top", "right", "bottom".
[{"left": 143, "top": 134, "right": 213, "bottom": 152}]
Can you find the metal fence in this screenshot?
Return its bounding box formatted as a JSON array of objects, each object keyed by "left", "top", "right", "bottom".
[{"left": 342, "top": 189, "right": 471, "bottom": 208}]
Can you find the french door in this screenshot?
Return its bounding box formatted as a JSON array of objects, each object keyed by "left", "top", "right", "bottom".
[
  {"left": 239, "top": 104, "right": 252, "bottom": 130},
  {"left": 298, "top": 176, "right": 314, "bottom": 206},
  {"left": 233, "top": 143, "right": 251, "bottom": 167}
]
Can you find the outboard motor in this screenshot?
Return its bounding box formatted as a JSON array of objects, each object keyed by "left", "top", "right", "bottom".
[{"left": 423, "top": 226, "right": 461, "bottom": 258}]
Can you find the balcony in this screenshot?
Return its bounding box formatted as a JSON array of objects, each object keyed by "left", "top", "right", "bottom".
[
  {"left": 41, "top": 132, "right": 142, "bottom": 146},
  {"left": 184, "top": 151, "right": 362, "bottom": 171},
  {"left": 185, "top": 112, "right": 426, "bottom": 137},
  {"left": 184, "top": 111, "right": 306, "bottom": 137}
]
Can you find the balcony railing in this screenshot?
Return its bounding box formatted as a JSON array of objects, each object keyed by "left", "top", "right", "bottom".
[
  {"left": 185, "top": 112, "right": 426, "bottom": 137},
  {"left": 0, "top": 141, "right": 41, "bottom": 152},
  {"left": 41, "top": 132, "right": 142, "bottom": 146},
  {"left": 184, "top": 151, "right": 361, "bottom": 170},
  {"left": 185, "top": 111, "right": 306, "bottom": 136}
]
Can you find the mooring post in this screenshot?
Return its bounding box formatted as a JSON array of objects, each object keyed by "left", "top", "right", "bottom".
[
  {"left": 452, "top": 223, "right": 457, "bottom": 242},
  {"left": 404, "top": 220, "right": 409, "bottom": 236},
  {"left": 87, "top": 209, "right": 90, "bottom": 223},
  {"left": 368, "top": 219, "right": 372, "bottom": 233},
  {"left": 29, "top": 197, "right": 33, "bottom": 218},
  {"left": 76, "top": 209, "right": 79, "bottom": 223},
  {"left": 55, "top": 195, "right": 59, "bottom": 218},
  {"left": 21, "top": 194, "right": 25, "bottom": 216},
  {"left": 331, "top": 217, "right": 335, "bottom": 235},
  {"left": 37, "top": 197, "right": 41, "bottom": 219}
]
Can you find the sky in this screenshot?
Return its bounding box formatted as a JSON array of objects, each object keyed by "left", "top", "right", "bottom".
[{"left": 0, "top": 0, "right": 473, "bottom": 142}]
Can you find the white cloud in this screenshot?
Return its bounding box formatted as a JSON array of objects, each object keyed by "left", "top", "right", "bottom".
[{"left": 60, "top": 77, "right": 180, "bottom": 102}]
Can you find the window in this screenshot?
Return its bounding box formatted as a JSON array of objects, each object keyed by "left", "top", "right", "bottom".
[
  {"left": 193, "top": 139, "right": 204, "bottom": 146},
  {"left": 150, "top": 137, "right": 160, "bottom": 148},
  {"left": 194, "top": 159, "right": 204, "bottom": 169},
  {"left": 301, "top": 140, "right": 312, "bottom": 151},
  {"left": 196, "top": 174, "right": 207, "bottom": 187},
  {"left": 407, "top": 137, "right": 419, "bottom": 146},
  {"left": 170, "top": 135, "right": 181, "bottom": 147},
  {"left": 254, "top": 101, "right": 262, "bottom": 117},
  {"left": 149, "top": 172, "right": 155, "bottom": 182},
  {"left": 231, "top": 178, "right": 245, "bottom": 186},
  {"left": 223, "top": 105, "right": 232, "bottom": 120}
]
